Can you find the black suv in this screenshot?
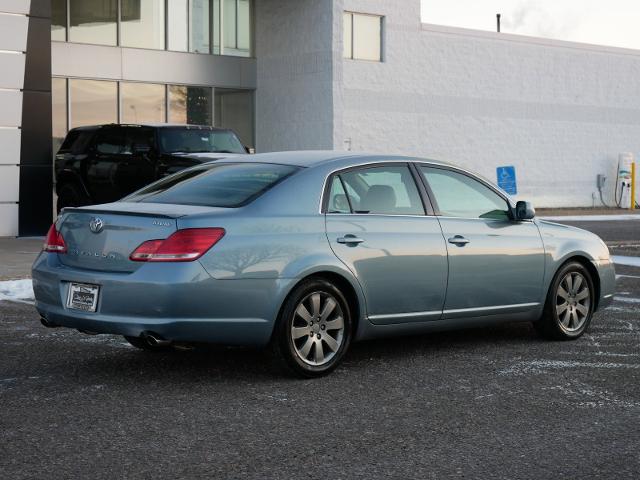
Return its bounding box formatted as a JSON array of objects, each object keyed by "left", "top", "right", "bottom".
[{"left": 55, "top": 124, "right": 248, "bottom": 212}]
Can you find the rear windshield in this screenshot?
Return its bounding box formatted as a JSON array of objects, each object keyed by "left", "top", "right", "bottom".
[
  {"left": 158, "top": 128, "right": 246, "bottom": 154},
  {"left": 123, "top": 163, "right": 300, "bottom": 207}
]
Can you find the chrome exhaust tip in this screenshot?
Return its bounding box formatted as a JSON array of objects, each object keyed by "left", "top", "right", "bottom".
[
  {"left": 40, "top": 317, "right": 59, "bottom": 328},
  {"left": 142, "top": 332, "right": 172, "bottom": 347}
]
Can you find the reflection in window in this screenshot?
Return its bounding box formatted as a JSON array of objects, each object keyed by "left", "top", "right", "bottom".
[
  {"left": 214, "top": 89, "right": 254, "bottom": 148},
  {"left": 190, "top": 0, "right": 210, "bottom": 53},
  {"left": 121, "top": 0, "right": 165, "bottom": 50},
  {"left": 52, "top": 0, "right": 67, "bottom": 41},
  {"left": 52, "top": 78, "right": 67, "bottom": 156},
  {"left": 169, "top": 86, "right": 212, "bottom": 125},
  {"left": 121, "top": 83, "right": 166, "bottom": 124},
  {"left": 69, "top": 79, "right": 117, "bottom": 128},
  {"left": 344, "top": 12, "right": 382, "bottom": 61},
  {"left": 69, "top": 0, "right": 118, "bottom": 46},
  {"left": 421, "top": 167, "right": 510, "bottom": 220},
  {"left": 167, "top": 0, "right": 189, "bottom": 51}
]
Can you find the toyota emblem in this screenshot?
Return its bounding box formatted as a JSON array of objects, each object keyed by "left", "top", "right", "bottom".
[{"left": 89, "top": 217, "right": 104, "bottom": 234}]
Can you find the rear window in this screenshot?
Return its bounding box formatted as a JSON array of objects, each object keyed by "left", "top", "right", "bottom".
[
  {"left": 123, "top": 163, "right": 300, "bottom": 208},
  {"left": 59, "top": 130, "right": 94, "bottom": 154}
]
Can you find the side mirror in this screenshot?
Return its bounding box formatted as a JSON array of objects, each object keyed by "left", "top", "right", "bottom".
[
  {"left": 515, "top": 201, "right": 535, "bottom": 220},
  {"left": 245, "top": 146, "right": 255, "bottom": 154}
]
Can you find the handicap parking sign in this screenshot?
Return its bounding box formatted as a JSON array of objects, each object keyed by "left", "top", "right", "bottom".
[{"left": 496, "top": 166, "right": 517, "bottom": 195}]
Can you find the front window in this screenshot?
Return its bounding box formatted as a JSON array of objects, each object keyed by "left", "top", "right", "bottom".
[
  {"left": 343, "top": 12, "right": 383, "bottom": 62},
  {"left": 420, "top": 167, "right": 511, "bottom": 220},
  {"left": 158, "top": 128, "right": 246, "bottom": 154},
  {"left": 125, "top": 163, "right": 299, "bottom": 207}
]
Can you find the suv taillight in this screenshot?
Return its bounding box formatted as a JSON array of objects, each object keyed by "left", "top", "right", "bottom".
[
  {"left": 43, "top": 223, "right": 67, "bottom": 253},
  {"left": 129, "top": 228, "right": 225, "bottom": 262}
]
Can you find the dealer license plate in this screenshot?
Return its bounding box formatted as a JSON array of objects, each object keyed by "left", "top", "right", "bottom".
[{"left": 66, "top": 283, "right": 100, "bottom": 312}]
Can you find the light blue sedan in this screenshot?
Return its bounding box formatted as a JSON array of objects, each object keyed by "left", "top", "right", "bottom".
[{"left": 32, "top": 152, "right": 616, "bottom": 377}]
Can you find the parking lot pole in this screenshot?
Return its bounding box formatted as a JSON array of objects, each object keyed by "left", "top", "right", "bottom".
[{"left": 631, "top": 162, "right": 636, "bottom": 210}]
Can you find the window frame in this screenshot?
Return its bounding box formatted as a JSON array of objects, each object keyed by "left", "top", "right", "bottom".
[
  {"left": 321, "top": 162, "right": 434, "bottom": 216},
  {"left": 343, "top": 11, "right": 384, "bottom": 62},
  {"left": 414, "top": 163, "right": 516, "bottom": 221}
]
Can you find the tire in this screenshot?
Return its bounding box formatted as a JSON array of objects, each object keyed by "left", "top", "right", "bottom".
[
  {"left": 56, "top": 183, "right": 88, "bottom": 213},
  {"left": 123, "top": 335, "right": 172, "bottom": 352},
  {"left": 271, "top": 278, "right": 353, "bottom": 378},
  {"left": 534, "top": 261, "right": 595, "bottom": 340}
]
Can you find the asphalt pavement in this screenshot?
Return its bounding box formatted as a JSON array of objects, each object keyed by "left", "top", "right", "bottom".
[{"left": 1, "top": 220, "right": 639, "bottom": 479}]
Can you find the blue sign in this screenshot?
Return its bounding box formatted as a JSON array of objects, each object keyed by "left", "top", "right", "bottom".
[{"left": 497, "top": 166, "right": 517, "bottom": 195}]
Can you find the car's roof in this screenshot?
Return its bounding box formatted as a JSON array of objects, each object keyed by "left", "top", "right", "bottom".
[
  {"left": 70, "top": 123, "right": 233, "bottom": 132},
  {"left": 212, "top": 150, "right": 454, "bottom": 168}
]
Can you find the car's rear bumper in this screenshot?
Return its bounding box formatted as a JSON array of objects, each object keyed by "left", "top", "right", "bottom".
[{"left": 32, "top": 253, "right": 287, "bottom": 346}]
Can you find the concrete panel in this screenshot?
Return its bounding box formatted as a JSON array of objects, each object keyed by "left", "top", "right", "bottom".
[
  {"left": 0, "top": 0, "right": 31, "bottom": 15},
  {"left": 0, "top": 203, "right": 19, "bottom": 237},
  {"left": 0, "top": 165, "right": 20, "bottom": 202},
  {"left": 0, "top": 52, "right": 25, "bottom": 89},
  {"left": 0, "top": 12, "right": 28, "bottom": 52},
  {"left": 52, "top": 42, "right": 122, "bottom": 80},
  {"left": 122, "top": 48, "right": 256, "bottom": 88},
  {"left": 0, "top": 90, "right": 22, "bottom": 127},
  {"left": 0, "top": 128, "right": 21, "bottom": 165}
]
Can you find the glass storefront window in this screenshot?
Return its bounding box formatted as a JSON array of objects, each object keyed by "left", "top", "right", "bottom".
[
  {"left": 222, "top": 0, "right": 251, "bottom": 57},
  {"left": 169, "top": 86, "right": 212, "bottom": 125},
  {"left": 51, "top": 0, "right": 67, "bottom": 41},
  {"left": 121, "top": 0, "right": 165, "bottom": 50},
  {"left": 190, "top": 0, "right": 210, "bottom": 53},
  {"left": 69, "top": 0, "right": 118, "bottom": 46},
  {"left": 121, "top": 83, "right": 166, "bottom": 124},
  {"left": 52, "top": 78, "right": 68, "bottom": 156},
  {"left": 212, "top": 0, "right": 221, "bottom": 55},
  {"left": 214, "top": 89, "right": 254, "bottom": 148},
  {"left": 69, "top": 79, "right": 118, "bottom": 128},
  {"left": 168, "top": 0, "right": 189, "bottom": 52}
]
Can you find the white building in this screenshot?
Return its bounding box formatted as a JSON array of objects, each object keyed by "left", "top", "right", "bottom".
[{"left": 1, "top": 0, "right": 640, "bottom": 236}]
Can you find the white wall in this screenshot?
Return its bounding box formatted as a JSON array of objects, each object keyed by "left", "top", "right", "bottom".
[
  {"left": 336, "top": 0, "right": 640, "bottom": 207},
  {"left": 255, "top": 0, "right": 337, "bottom": 152},
  {"left": 0, "top": 5, "right": 28, "bottom": 236}
]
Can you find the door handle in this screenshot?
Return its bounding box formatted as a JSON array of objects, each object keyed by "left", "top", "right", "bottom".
[
  {"left": 337, "top": 235, "right": 365, "bottom": 245},
  {"left": 448, "top": 235, "right": 470, "bottom": 246}
]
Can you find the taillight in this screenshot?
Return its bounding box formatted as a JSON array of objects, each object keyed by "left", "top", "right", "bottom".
[
  {"left": 43, "top": 223, "right": 67, "bottom": 253},
  {"left": 129, "top": 228, "right": 225, "bottom": 262}
]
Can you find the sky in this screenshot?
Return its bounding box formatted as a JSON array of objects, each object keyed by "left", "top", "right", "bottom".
[{"left": 421, "top": 0, "right": 640, "bottom": 50}]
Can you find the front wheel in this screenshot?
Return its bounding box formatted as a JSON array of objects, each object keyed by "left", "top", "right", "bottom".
[
  {"left": 271, "top": 279, "right": 353, "bottom": 378},
  {"left": 534, "top": 261, "right": 595, "bottom": 340}
]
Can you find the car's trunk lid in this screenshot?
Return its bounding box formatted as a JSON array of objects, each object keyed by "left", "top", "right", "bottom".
[{"left": 57, "top": 203, "right": 218, "bottom": 273}]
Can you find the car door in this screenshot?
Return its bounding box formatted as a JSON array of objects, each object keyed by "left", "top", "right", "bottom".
[
  {"left": 418, "top": 165, "right": 545, "bottom": 319},
  {"left": 86, "top": 127, "right": 128, "bottom": 204},
  {"left": 114, "top": 127, "right": 157, "bottom": 196},
  {"left": 325, "top": 163, "right": 448, "bottom": 324}
]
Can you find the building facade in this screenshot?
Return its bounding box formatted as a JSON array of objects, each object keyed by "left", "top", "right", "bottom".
[{"left": 2, "top": 0, "right": 640, "bottom": 236}]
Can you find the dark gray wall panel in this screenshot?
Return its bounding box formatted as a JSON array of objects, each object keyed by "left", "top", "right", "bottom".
[
  {"left": 19, "top": 165, "right": 53, "bottom": 236},
  {"left": 29, "top": 0, "right": 51, "bottom": 18},
  {"left": 23, "top": 17, "right": 51, "bottom": 92}
]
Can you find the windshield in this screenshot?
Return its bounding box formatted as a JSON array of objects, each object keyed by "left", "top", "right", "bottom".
[
  {"left": 159, "top": 128, "right": 246, "bottom": 154},
  {"left": 123, "top": 163, "right": 300, "bottom": 208}
]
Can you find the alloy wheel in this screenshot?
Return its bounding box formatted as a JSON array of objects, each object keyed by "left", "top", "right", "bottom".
[
  {"left": 555, "top": 271, "right": 591, "bottom": 332},
  {"left": 291, "top": 291, "right": 345, "bottom": 366}
]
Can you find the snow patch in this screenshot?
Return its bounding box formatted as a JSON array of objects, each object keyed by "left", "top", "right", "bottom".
[
  {"left": 612, "top": 256, "right": 640, "bottom": 268},
  {"left": 0, "top": 279, "right": 34, "bottom": 303}
]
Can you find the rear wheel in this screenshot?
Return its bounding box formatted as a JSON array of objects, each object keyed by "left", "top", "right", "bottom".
[
  {"left": 272, "top": 279, "right": 353, "bottom": 378},
  {"left": 56, "top": 183, "right": 88, "bottom": 213},
  {"left": 534, "top": 261, "right": 595, "bottom": 340}
]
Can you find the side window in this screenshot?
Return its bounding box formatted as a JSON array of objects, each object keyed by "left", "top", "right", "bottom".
[
  {"left": 339, "top": 165, "right": 425, "bottom": 215},
  {"left": 327, "top": 177, "right": 351, "bottom": 213},
  {"left": 126, "top": 128, "right": 155, "bottom": 155},
  {"left": 94, "top": 129, "right": 127, "bottom": 155},
  {"left": 421, "top": 167, "right": 510, "bottom": 220}
]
